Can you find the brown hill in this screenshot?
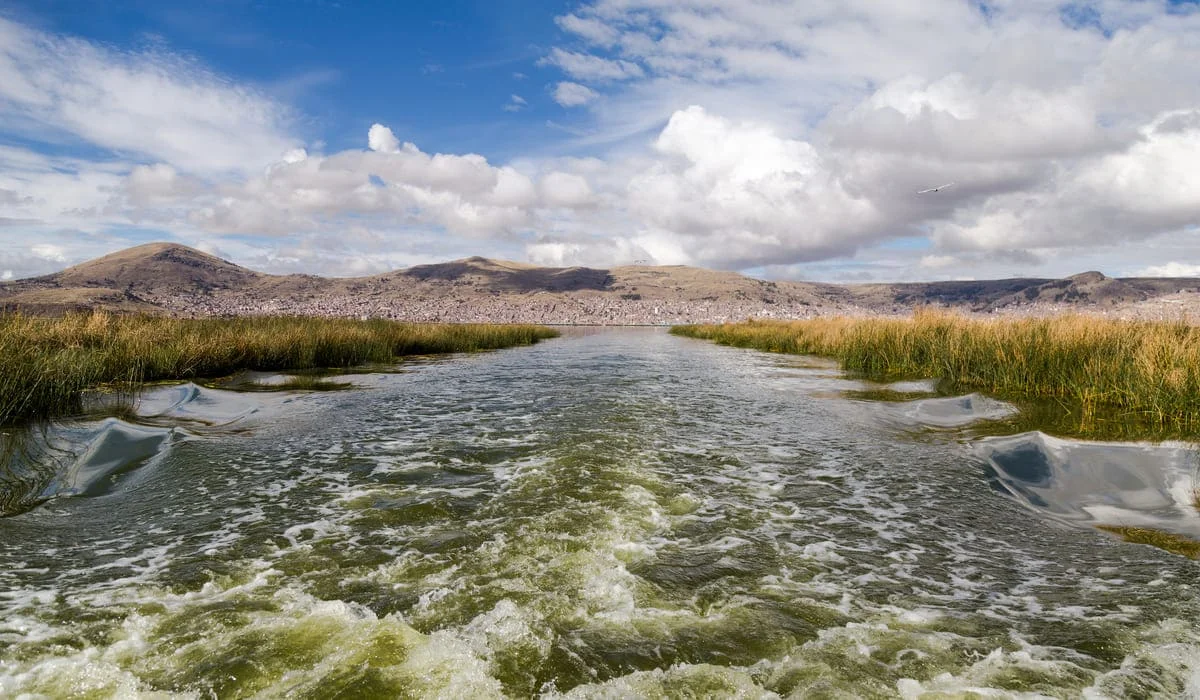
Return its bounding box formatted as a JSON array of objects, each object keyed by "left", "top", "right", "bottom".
[
  {"left": 989, "top": 271, "right": 1148, "bottom": 309},
  {"left": 394, "top": 257, "right": 613, "bottom": 292},
  {"left": 338, "top": 256, "right": 823, "bottom": 305},
  {"left": 831, "top": 278, "right": 1054, "bottom": 312},
  {"left": 4, "top": 242, "right": 1200, "bottom": 321},
  {"left": 0, "top": 243, "right": 267, "bottom": 313},
  {"left": 50, "top": 242, "right": 262, "bottom": 294}
]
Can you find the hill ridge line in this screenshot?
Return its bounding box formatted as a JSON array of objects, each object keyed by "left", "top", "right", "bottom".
[{"left": 3, "top": 242, "right": 1200, "bottom": 323}]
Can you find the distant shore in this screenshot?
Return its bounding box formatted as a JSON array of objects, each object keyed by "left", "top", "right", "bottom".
[
  {"left": 97, "top": 287, "right": 1200, "bottom": 326},
  {"left": 6, "top": 242, "right": 1200, "bottom": 323}
]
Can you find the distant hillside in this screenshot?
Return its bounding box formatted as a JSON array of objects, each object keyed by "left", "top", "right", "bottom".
[
  {"left": 987, "top": 271, "right": 1145, "bottom": 308},
  {"left": 829, "top": 277, "right": 1054, "bottom": 312},
  {"left": 3, "top": 242, "right": 1199, "bottom": 322},
  {"left": 49, "top": 242, "right": 263, "bottom": 293},
  {"left": 0, "top": 243, "right": 267, "bottom": 313},
  {"left": 392, "top": 257, "right": 613, "bottom": 292}
]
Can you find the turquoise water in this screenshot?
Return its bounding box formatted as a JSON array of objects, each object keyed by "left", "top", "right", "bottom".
[{"left": 1, "top": 328, "right": 1198, "bottom": 698}]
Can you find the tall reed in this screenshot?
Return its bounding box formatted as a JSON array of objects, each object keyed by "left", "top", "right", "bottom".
[
  {"left": 673, "top": 312, "right": 1200, "bottom": 436},
  {"left": 0, "top": 312, "right": 557, "bottom": 425}
]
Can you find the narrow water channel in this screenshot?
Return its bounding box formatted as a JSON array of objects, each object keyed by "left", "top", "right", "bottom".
[{"left": 2, "top": 328, "right": 1197, "bottom": 697}]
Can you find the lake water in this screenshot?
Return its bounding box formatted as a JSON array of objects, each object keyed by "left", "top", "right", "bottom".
[{"left": 2, "top": 328, "right": 1199, "bottom": 698}]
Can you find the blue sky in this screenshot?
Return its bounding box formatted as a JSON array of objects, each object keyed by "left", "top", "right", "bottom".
[
  {"left": 7, "top": 0, "right": 587, "bottom": 159},
  {"left": 2, "top": 0, "right": 1200, "bottom": 281}
]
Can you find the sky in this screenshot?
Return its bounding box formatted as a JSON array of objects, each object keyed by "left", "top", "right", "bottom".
[{"left": 1, "top": 0, "right": 1199, "bottom": 282}]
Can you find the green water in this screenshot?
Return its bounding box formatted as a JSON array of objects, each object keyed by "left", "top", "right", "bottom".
[{"left": 2, "top": 329, "right": 1198, "bottom": 698}]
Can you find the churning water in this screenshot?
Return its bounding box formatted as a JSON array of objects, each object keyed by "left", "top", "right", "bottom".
[{"left": 2, "top": 328, "right": 1199, "bottom": 698}]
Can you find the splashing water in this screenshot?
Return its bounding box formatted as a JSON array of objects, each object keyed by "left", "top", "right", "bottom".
[{"left": 2, "top": 329, "right": 1199, "bottom": 698}]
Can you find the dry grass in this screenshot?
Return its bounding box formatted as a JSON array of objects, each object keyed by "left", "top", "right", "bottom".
[
  {"left": 673, "top": 311, "right": 1200, "bottom": 436},
  {"left": 235, "top": 376, "right": 357, "bottom": 392},
  {"left": 1096, "top": 525, "right": 1200, "bottom": 559},
  {"left": 0, "top": 312, "right": 557, "bottom": 425}
]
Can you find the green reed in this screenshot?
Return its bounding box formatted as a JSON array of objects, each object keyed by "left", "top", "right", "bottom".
[
  {"left": 673, "top": 312, "right": 1200, "bottom": 438},
  {"left": 0, "top": 312, "right": 558, "bottom": 425}
]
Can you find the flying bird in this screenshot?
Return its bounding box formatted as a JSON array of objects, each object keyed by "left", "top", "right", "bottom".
[{"left": 918, "top": 182, "right": 955, "bottom": 194}]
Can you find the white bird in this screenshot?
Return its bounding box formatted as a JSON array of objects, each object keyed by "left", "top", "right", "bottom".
[{"left": 918, "top": 182, "right": 955, "bottom": 194}]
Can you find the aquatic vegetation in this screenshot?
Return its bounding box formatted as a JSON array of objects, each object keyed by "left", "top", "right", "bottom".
[
  {"left": 1096, "top": 525, "right": 1200, "bottom": 559},
  {"left": 0, "top": 311, "right": 557, "bottom": 425},
  {"left": 674, "top": 313, "right": 1200, "bottom": 437},
  {"left": 231, "top": 376, "right": 357, "bottom": 392}
]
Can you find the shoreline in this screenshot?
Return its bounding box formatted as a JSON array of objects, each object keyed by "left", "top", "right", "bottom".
[
  {"left": 0, "top": 314, "right": 558, "bottom": 427},
  {"left": 11, "top": 288, "right": 1200, "bottom": 325},
  {"left": 674, "top": 313, "right": 1200, "bottom": 441}
]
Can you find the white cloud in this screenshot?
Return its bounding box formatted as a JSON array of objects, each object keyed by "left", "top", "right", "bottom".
[
  {"left": 280, "top": 148, "right": 309, "bottom": 164},
  {"left": 919, "top": 255, "right": 957, "bottom": 269},
  {"left": 503, "top": 94, "right": 528, "bottom": 112},
  {"left": 31, "top": 243, "right": 67, "bottom": 263},
  {"left": 367, "top": 124, "right": 400, "bottom": 154},
  {"left": 1076, "top": 109, "right": 1200, "bottom": 219},
  {"left": 0, "top": 17, "right": 298, "bottom": 175},
  {"left": 556, "top": 13, "right": 620, "bottom": 47},
  {"left": 0, "top": 146, "right": 127, "bottom": 229},
  {"left": 1138, "top": 262, "right": 1200, "bottom": 278},
  {"left": 836, "top": 74, "right": 1108, "bottom": 161},
  {"left": 125, "top": 164, "right": 202, "bottom": 205},
  {"left": 122, "top": 124, "right": 609, "bottom": 242},
  {"left": 539, "top": 48, "right": 643, "bottom": 82},
  {"left": 625, "top": 106, "right": 879, "bottom": 267},
  {"left": 540, "top": 172, "right": 594, "bottom": 208},
  {"left": 522, "top": 0, "right": 1200, "bottom": 273},
  {"left": 931, "top": 107, "right": 1200, "bottom": 253},
  {"left": 553, "top": 82, "right": 599, "bottom": 107},
  {"left": 526, "top": 237, "right": 649, "bottom": 267},
  {"left": 6, "top": 4, "right": 1200, "bottom": 280}
]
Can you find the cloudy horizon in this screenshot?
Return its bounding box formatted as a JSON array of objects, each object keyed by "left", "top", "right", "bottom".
[{"left": 1, "top": 1, "right": 1199, "bottom": 282}]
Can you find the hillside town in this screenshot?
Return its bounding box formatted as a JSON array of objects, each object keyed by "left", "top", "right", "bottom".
[{"left": 158, "top": 290, "right": 830, "bottom": 325}]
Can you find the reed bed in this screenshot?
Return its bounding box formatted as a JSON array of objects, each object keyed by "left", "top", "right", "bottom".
[
  {"left": 1096, "top": 526, "right": 1200, "bottom": 559},
  {"left": 0, "top": 312, "right": 557, "bottom": 425},
  {"left": 673, "top": 312, "right": 1200, "bottom": 436}
]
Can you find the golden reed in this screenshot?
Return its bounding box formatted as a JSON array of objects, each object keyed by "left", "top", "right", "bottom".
[
  {"left": 0, "top": 312, "right": 557, "bottom": 425},
  {"left": 673, "top": 311, "right": 1200, "bottom": 436}
]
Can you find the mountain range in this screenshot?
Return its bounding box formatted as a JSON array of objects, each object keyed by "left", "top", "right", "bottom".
[{"left": 2, "top": 243, "right": 1197, "bottom": 324}]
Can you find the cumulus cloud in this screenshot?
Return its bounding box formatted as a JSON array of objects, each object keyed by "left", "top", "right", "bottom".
[
  {"left": 367, "top": 124, "right": 401, "bottom": 154},
  {"left": 540, "top": 172, "right": 594, "bottom": 208},
  {"left": 931, "top": 107, "right": 1200, "bottom": 253},
  {"left": 553, "top": 82, "right": 599, "bottom": 107},
  {"left": 127, "top": 124, "right": 606, "bottom": 242},
  {"left": 1076, "top": 110, "right": 1200, "bottom": 221},
  {"left": 625, "top": 106, "right": 878, "bottom": 267},
  {"left": 522, "top": 0, "right": 1200, "bottom": 275},
  {"left": 835, "top": 74, "right": 1109, "bottom": 161},
  {"left": 6, "top": 3, "right": 1200, "bottom": 280},
  {"left": 125, "top": 164, "right": 202, "bottom": 205}
]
